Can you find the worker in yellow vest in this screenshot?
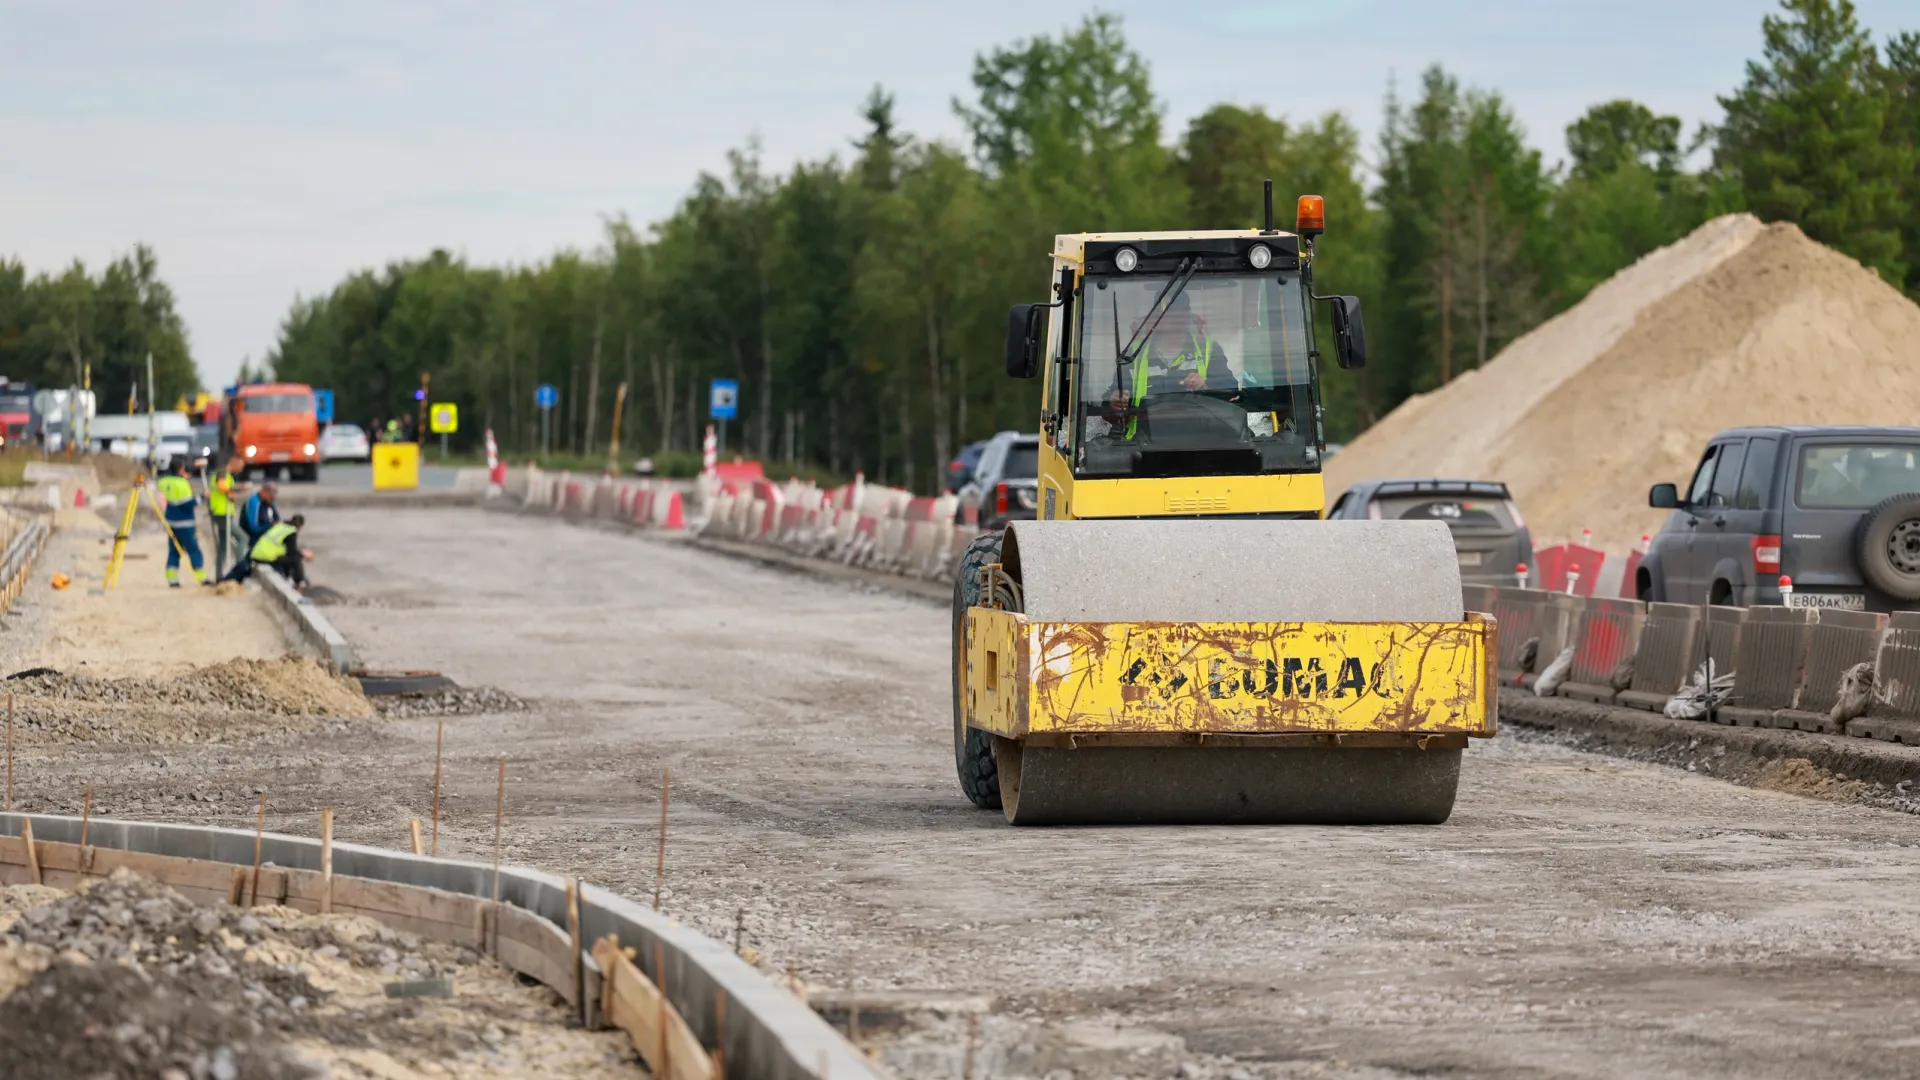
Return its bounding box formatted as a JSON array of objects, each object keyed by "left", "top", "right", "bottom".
[
  {"left": 220, "top": 514, "right": 311, "bottom": 590},
  {"left": 205, "top": 456, "right": 247, "bottom": 579},
  {"left": 157, "top": 459, "right": 207, "bottom": 587}
]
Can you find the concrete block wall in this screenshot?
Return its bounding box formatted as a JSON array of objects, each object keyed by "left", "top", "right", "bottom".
[{"left": 1476, "top": 584, "right": 1920, "bottom": 744}]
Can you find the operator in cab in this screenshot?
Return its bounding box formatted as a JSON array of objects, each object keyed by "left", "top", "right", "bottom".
[{"left": 1104, "top": 292, "right": 1237, "bottom": 433}]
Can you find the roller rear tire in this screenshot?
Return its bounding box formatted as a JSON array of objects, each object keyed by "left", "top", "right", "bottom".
[{"left": 952, "top": 533, "right": 1003, "bottom": 809}]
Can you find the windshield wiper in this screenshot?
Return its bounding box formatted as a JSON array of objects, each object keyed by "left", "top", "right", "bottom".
[{"left": 1115, "top": 257, "right": 1199, "bottom": 368}]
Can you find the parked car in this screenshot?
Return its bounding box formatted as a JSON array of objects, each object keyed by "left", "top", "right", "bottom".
[
  {"left": 946, "top": 437, "right": 998, "bottom": 494},
  {"left": 1326, "top": 479, "right": 1535, "bottom": 587},
  {"left": 1641, "top": 425, "right": 1920, "bottom": 612},
  {"left": 955, "top": 432, "right": 1041, "bottom": 530},
  {"left": 318, "top": 422, "right": 372, "bottom": 463},
  {"left": 188, "top": 423, "right": 221, "bottom": 464},
  {"left": 154, "top": 432, "right": 193, "bottom": 470}
]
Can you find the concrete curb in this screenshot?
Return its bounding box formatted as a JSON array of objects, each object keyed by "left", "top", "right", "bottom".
[
  {"left": 1499, "top": 686, "right": 1920, "bottom": 792},
  {"left": 0, "top": 812, "right": 883, "bottom": 1080},
  {"left": 689, "top": 535, "right": 950, "bottom": 604},
  {"left": 279, "top": 491, "right": 484, "bottom": 511},
  {"left": 256, "top": 565, "right": 355, "bottom": 671}
]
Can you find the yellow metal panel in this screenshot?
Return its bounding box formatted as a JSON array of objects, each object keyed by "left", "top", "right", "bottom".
[
  {"left": 968, "top": 612, "right": 1494, "bottom": 739},
  {"left": 965, "top": 607, "right": 1030, "bottom": 738},
  {"left": 1058, "top": 471, "right": 1326, "bottom": 519},
  {"left": 372, "top": 443, "right": 420, "bottom": 491}
]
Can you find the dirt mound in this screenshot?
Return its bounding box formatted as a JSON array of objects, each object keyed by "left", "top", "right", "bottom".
[
  {"left": 1753, "top": 756, "right": 1872, "bottom": 802},
  {"left": 4, "top": 658, "right": 376, "bottom": 745},
  {"left": 0, "top": 868, "right": 641, "bottom": 1079},
  {"left": 1326, "top": 215, "right": 1920, "bottom": 553}
]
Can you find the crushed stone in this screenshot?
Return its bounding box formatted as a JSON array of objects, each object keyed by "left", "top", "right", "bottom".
[
  {"left": 0, "top": 868, "right": 642, "bottom": 1080},
  {"left": 370, "top": 686, "right": 530, "bottom": 720}
]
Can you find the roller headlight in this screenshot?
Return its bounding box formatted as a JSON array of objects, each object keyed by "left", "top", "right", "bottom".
[
  {"left": 1248, "top": 243, "right": 1273, "bottom": 269},
  {"left": 1114, "top": 247, "right": 1139, "bottom": 272},
  {"left": 243, "top": 444, "right": 257, "bottom": 458}
]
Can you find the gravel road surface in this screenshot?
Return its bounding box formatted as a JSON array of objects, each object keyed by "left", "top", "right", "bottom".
[{"left": 19, "top": 506, "right": 1920, "bottom": 1079}]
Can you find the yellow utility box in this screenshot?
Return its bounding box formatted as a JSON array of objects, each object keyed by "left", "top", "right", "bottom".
[{"left": 373, "top": 443, "right": 420, "bottom": 491}]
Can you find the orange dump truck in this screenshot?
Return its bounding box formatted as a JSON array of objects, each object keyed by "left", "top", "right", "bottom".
[{"left": 221, "top": 383, "right": 320, "bottom": 481}]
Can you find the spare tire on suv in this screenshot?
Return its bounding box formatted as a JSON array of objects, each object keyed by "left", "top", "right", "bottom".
[{"left": 1856, "top": 493, "right": 1920, "bottom": 601}]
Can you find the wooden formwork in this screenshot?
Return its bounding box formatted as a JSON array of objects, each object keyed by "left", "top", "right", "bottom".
[{"left": 0, "top": 827, "right": 721, "bottom": 1077}]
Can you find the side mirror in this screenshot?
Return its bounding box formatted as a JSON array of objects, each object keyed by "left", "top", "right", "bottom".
[
  {"left": 1005, "top": 303, "right": 1044, "bottom": 379},
  {"left": 1329, "top": 295, "right": 1367, "bottom": 369},
  {"left": 1648, "top": 483, "right": 1679, "bottom": 509}
]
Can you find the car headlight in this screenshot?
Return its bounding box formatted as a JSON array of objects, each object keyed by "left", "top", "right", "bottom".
[
  {"left": 303, "top": 443, "right": 316, "bottom": 456},
  {"left": 244, "top": 445, "right": 257, "bottom": 458}
]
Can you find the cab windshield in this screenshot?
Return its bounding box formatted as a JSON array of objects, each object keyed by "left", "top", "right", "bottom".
[
  {"left": 1073, "top": 272, "right": 1317, "bottom": 477},
  {"left": 245, "top": 394, "right": 313, "bottom": 415}
]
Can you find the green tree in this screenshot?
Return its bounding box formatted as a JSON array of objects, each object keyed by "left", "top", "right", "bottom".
[
  {"left": 1555, "top": 101, "right": 1712, "bottom": 303},
  {"left": 1881, "top": 31, "right": 1920, "bottom": 295},
  {"left": 1567, "top": 99, "right": 1684, "bottom": 179},
  {"left": 1716, "top": 0, "right": 1910, "bottom": 283},
  {"left": 1376, "top": 68, "right": 1553, "bottom": 405}
]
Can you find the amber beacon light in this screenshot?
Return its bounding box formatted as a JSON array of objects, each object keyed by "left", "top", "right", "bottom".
[{"left": 1296, "top": 194, "right": 1325, "bottom": 237}]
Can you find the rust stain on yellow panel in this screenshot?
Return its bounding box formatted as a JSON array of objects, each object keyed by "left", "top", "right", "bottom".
[{"left": 967, "top": 611, "right": 1495, "bottom": 739}]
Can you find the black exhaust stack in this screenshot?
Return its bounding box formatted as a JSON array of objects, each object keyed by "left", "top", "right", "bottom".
[{"left": 1261, "top": 179, "right": 1276, "bottom": 235}]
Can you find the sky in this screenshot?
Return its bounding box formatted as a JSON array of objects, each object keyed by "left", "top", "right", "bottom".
[{"left": 3, "top": 0, "right": 1915, "bottom": 390}]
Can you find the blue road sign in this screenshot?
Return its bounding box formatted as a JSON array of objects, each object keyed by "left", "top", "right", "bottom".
[
  {"left": 535, "top": 383, "right": 558, "bottom": 409},
  {"left": 314, "top": 389, "right": 335, "bottom": 423},
  {"left": 709, "top": 379, "right": 739, "bottom": 420}
]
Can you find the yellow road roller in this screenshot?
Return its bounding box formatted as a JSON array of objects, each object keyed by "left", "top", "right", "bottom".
[{"left": 953, "top": 183, "right": 1496, "bottom": 825}]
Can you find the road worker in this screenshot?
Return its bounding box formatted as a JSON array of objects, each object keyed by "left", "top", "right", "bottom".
[
  {"left": 221, "top": 513, "right": 312, "bottom": 590},
  {"left": 233, "top": 482, "right": 279, "bottom": 579},
  {"left": 157, "top": 459, "right": 207, "bottom": 587},
  {"left": 206, "top": 456, "right": 247, "bottom": 578}
]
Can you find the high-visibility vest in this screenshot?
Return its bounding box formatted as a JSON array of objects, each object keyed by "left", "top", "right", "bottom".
[
  {"left": 157, "top": 474, "right": 196, "bottom": 520},
  {"left": 1127, "top": 332, "right": 1217, "bottom": 437},
  {"left": 209, "top": 473, "right": 235, "bottom": 516},
  {"left": 251, "top": 522, "right": 297, "bottom": 562}
]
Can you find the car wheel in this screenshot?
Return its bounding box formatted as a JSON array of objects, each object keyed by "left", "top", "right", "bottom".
[{"left": 1857, "top": 493, "right": 1920, "bottom": 601}]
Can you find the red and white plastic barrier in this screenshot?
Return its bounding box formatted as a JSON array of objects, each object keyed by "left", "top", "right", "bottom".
[{"left": 518, "top": 462, "right": 968, "bottom": 579}]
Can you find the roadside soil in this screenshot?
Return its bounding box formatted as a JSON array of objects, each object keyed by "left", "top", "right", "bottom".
[
  {"left": 0, "top": 867, "right": 640, "bottom": 1079},
  {"left": 9, "top": 507, "right": 1920, "bottom": 1080},
  {"left": 24, "top": 509, "right": 286, "bottom": 678}
]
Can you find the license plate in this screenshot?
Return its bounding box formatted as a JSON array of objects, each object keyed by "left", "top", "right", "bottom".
[
  {"left": 1456, "top": 551, "right": 1484, "bottom": 566},
  {"left": 270, "top": 452, "right": 290, "bottom": 462},
  {"left": 1787, "top": 592, "right": 1865, "bottom": 611}
]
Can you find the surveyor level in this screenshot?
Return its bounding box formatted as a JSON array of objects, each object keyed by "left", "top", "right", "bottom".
[{"left": 953, "top": 182, "right": 1497, "bottom": 825}]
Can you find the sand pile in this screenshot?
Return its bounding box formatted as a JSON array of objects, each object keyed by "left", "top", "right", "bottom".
[
  {"left": 1325, "top": 214, "right": 1920, "bottom": 553},
  {"left": 3, "top": 658, "right": 377, "bottom": 744},
  {"left": 0, "top": 868, "right": 641, "bottom": 1079}
]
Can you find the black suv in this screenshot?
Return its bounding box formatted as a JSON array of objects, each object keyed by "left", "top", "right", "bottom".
[{"left": 1642, "top": 425, "right": 1920, "bottom": 612}]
